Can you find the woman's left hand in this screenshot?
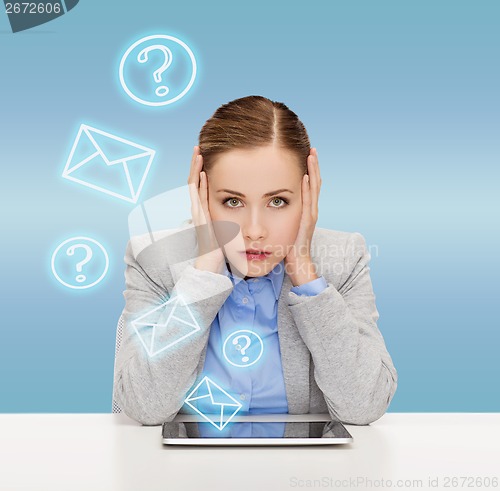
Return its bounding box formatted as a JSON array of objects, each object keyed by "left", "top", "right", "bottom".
[{"left": 285, "top": 147, "right": 322, "bottom": 286}]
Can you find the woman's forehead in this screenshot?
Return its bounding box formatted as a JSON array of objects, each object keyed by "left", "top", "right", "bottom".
[
  {"left": 209, "top": 146, "right": 303, "bottom": 186},
  {"left": 210, "top": 166, "right": 301, "bottom": 195},
  {"left": 213, "top": 145, "right": 298, "bottom": 165}
]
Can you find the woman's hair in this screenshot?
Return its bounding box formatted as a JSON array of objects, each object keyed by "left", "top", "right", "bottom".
[{"left": 198, "top": 95, "right": 311, "bottom": 175}]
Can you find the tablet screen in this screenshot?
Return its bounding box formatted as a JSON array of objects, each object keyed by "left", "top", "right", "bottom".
[{"left": 162, "top": 421, "right": 352, "bottom": 440}]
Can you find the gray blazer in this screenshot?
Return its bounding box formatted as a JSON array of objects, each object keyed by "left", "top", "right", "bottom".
[{"left": 113, "top": 226, "right": 398, "bottom": 426}]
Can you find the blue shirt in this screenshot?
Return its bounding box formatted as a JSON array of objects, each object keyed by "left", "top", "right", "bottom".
[{"left": 198, "top": 260, "right": 328, "bottom": 419}]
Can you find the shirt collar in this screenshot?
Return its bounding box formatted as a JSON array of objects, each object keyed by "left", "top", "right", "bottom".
[{"left": 222, "top": 260, "right": 285, "bottom": 301}]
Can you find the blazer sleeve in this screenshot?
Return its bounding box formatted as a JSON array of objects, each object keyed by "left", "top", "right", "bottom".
[
  {"left": 287, "top": 232, "right": 398, "bottom": 425},
  {"left": 113, "top": 240, "right": 234, "bottom": 425}
]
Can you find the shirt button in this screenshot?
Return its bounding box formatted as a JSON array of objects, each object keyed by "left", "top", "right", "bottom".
[
  {"left": 240, "top": 394, "right": 246, "bottom": 401},
  {"left": 253, "top": 279, "right": 259, "bottom": 282},
  {"left": 242, "top": 297, "right": 249, "bottom": 304}
]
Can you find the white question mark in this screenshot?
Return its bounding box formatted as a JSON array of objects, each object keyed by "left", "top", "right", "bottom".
[
  {"left": 137, "top": 45, "right": 173, "bottom": 98},
  {"left": 233, "top": 335, "right": 252, "bottom": 363},
  {"left": 66, "top": 244, "right": 93, "bottom": 283}
]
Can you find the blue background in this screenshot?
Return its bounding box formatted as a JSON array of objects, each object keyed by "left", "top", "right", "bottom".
[{"left": 1, "top": 0, "right": 498, "bottom": 413}]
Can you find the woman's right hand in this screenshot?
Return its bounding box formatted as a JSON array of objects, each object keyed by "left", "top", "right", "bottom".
[{"left": 188, "top": 146, "right": 225, "bottom": 274}]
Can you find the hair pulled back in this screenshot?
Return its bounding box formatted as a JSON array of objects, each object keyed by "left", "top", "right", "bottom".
[{"left": 198, "top": 95, "right": 310, "bottom": 174}]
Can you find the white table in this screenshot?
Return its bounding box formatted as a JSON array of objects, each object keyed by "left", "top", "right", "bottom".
[{"left": 1, "top": 413, "right": 499, "bottom": 491}]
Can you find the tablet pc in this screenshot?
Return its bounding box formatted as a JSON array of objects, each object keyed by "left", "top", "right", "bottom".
[{"left": 162, "top": 420, "right": 353, "bottom": 446}]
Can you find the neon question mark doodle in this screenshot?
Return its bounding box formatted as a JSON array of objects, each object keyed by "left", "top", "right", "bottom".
[
  {"left": 223, "top": 330, "right": 264, "bottom": 367},
  {"left": 66, "top": 244, "right": 93, "bottom": 283},
  {"left": 233, "top": 335, "right": 252, "bottom": 363},
  {"left": 51, "top": 237, "right": 109, "bottom": 290},
  {"left": 137, "top": 45, "right": 173, "bottom": 98},
  {"left": 119, "top": 34, "right": 197, "bottom": 107}
]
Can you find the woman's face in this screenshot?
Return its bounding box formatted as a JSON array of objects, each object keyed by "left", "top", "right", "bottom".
[{"left": 207, "top": 145, "right": 304, "bottom": 278}]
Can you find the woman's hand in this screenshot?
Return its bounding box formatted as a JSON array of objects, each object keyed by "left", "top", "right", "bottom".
[
  {"left": 284, "top": 147, "right": 323, "bottom": 287},
  {"left": 188, "top": 146, "right": 225, "bottom": 274}
]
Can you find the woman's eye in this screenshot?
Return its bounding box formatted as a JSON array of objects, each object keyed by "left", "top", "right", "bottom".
[
  {"left": 223, "top": 197, "right": 288, "bottom": 209},
  {"left": 224, "top": 198, "right": 242, "bottom": 208},
  {"left": 269, "top": 197, "right": 288, "bottom": 208}
]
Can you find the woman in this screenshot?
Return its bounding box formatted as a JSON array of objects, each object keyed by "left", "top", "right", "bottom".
[{"left": 113, "top": 95, "right": 398, "bottom": 426}]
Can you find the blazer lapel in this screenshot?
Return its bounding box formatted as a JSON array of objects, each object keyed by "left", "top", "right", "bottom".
[{"left": 277, "top": 273, "right": 310, "bottom": 413}]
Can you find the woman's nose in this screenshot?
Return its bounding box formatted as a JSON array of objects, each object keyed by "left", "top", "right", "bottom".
[{"left": 241, "top": 210, "right": 268, "bottom": 241}]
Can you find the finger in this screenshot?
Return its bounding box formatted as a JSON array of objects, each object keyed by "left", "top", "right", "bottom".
[
  {"left": 189, "top": 153, "right": 201, "bottom": 185},
  {"left": 199, "top": 171, "right": 210, "bottom": 219},
  {"left": 191, "top": 155, "right": 203, "bottom": 189},
  {"left": 189, "top": 154, "right": 205, "bottom": 227},
  {"left": 308, "top": 149, "right": 321, "bottom": 193},
  {"left": 187, "top": 146, "right": 201, "bottom": 184},
  {"left": 187, "top": 152, "right": 196, "bottom": 184},
  {"left": 312, "top": 148, "right": 322, "bottom": 192},
  {"left": 308, "top": 149, "right": 321, "bottom": 217},
  {"left": 188, "top": 178, "right": 201, "bottom": 219},
  {"left": 307, "top": 154, "right": 319, "bottom": 219},
  {"left": 199, "top": 171, "right": 220, "bottom": 245},
  {"left": 302, "top": 174, "right": 312, "bottom": 221}
]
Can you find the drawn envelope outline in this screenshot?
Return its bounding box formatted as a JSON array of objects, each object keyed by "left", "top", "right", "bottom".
[
  {"left": 184, "top": 376, "right": 243, "bottom": 430},
  {"left": 131, "top": 294, "right": 201, "bottom": 357},
  {"left": 62, "top": 124, "right": 155, "bottom": 203}
]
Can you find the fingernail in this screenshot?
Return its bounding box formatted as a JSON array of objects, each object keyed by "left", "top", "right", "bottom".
[{"left": 305, "top": 175, "right": 310, "bottom": 183}]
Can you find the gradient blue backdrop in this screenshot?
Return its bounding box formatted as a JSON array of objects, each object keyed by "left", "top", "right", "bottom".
[{"left": 1, "top": 0, "right": 498, "bottom": 413}]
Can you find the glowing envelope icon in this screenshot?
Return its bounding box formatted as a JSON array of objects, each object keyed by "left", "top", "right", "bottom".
[
  {"left": 62, "top": 124, "right": 155, "bottom": 204},
  {"left": 131, "top": 294, "right": 201, "bottom": 357},
  {"left": 184, "top": 376, "right": 242, "bottom": 431}
]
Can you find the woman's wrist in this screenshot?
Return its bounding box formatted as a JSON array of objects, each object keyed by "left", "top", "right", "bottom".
[
  {"left": 194, "top": 252, "right": 225, "bottom": 275},
  {"left": 286, "top": 256, "right": 318, "bottom": 287}
]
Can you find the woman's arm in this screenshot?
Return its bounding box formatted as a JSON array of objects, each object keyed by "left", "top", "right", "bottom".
[
  {"left": 113, "top": 239, "right": 233, "bottom": 426},
  {"left": 287, "top": 232, "right": 398, "bottom": 425}
]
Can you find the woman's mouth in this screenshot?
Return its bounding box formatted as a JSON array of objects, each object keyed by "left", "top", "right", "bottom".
[{"left": 241, "top": 250, "right": 271, "bottom": 261}]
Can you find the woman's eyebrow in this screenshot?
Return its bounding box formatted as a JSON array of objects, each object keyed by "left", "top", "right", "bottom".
[{"left": 216, "top": 188, "right": 294, "bottom": 198}]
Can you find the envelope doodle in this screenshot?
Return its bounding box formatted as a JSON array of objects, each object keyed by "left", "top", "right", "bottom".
[
  {"left": 132, "top": 294, "right": 201, "bottom": 357},
  {"left": 62, "top": 124, "right": 155, "bottom": 203},
  {"left": 184, "top": 376, "right": 243, "bottom": 430}
]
